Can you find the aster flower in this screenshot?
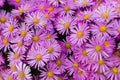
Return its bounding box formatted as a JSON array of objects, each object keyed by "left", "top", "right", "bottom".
[
  {"left": 27, "top": 47, "right": 49, "bottom": 69},
  {"left": 40, "top": 62, "right": 61, "bottom": 80},
  {"left": 70, "top": 22, "right": 90, "bottom": 46},
  {"left": 26, "top": 12, "right": 47, "bottom": 28},
  {"left": 56, "top": 15, "right": 76, "bottom": 35},
  {"left": 43, "top": 40, "right": 61, "bottom": 60},
  {"left": 2, "top": 18, "right": 18, "bottom": 39},
  {"left": 48, "top": 0, "right": 65, "bottom": 7},
  {"left": 86, "top": 36, "right": 111, "bottom": 61},
  {"left": 92, "top": 3, "right": 117, "bottom": 22},
  {"left": 16, "top": 62, "right": 32, "bottom": 80}
]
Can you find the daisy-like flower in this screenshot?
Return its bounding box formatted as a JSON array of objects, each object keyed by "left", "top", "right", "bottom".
[
  {"left": 70, "top": 22, "right": 90, "bottom": 46},
  {"left": 65, "top": 57, "right": 79, "bottom": 75},
  {"left": 75, "top": 0, "right": 94, "bottom": 8},
  {"left": 8, "top": 51, "right": 24, "bottom": 64},
  {"left": 27, "top": 47, "right": 49, "bottom": 69},
  {"left": 48, "top": 0, "right": 65, "bottom": 7},
  {"left": 56, "top": 15, "right": 76, "bottom": 35},
  {"left": 59, "top": 0, "right": 76, "bottom": 16},
  {"left": 0, "top": 36, "right": 11, "bottom": 52},
  {"left": 92, "top": 3, "right": 117, "bottom": 22},
  {"left": 15, "top": 62, "right": 32, "bottom": 80},
  {"left": 105, "top": 66, "right": 120, "bottom": 80},
  {"left": 11, "top": 37, "right": 29, "bottom": 54},
  {"left": 40, "top": 62, "right": 61, "bottom": 80},
  {"left": 86, "top": 36, "right": 111, "bottom": 61},
  {"left": 0, "top": 0, "right": 4, "bottom": 7},
  {"left": 90, "top": 22, "right": 113, "bottom": 38},
  {"left": 43, "top": 40, "right": 61, "bottom": 60},
  {"left": 26, "top": 12, "right": 47, "bottom": 28},
  {"left": 53, "top": 54, "right": 67, "bottom": 74},
  {"left": 2, "top": 18, "right": 18, "bottom": 39},
  {"left": 73, "top": 67, "right": 88, "bottom": 80},
  {"left": 74, "top": 45, "right": 90, "bottom": 64}
]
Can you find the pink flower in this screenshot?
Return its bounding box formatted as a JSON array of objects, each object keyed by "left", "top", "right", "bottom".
[
  {"left": 43, "top": 40, "right": 61, "bottom": 60},
  {"left": 27, "top": 47, "right": 49, "bottom": 69},
  {"left": 70, "top": 22, "right": 90, "bottom": 46}
]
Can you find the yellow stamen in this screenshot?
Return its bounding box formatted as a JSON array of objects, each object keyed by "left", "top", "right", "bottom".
[
  {"left": 112, "top": 67, "right": 119, "bottom": 74},
  {"left": 118, "top": 27, "right": 120, "bottom": 32},
  {"left": 99, "top": 25, "right": 107, "bottom": 32},
  {"left": 20, "top": 30, "right": 26, "bottom": 36},
  {"left": 44, "top": 13, "right": 50, "bottom": 18},
  {"left": 18, "top": 71, "right": 25, "bottom": 79},
  {"left": 46, "top": 34, "right": 51, "bottom": 39},
  {"left": 78, "top": 69, "right": 83, "bottom": 75},
  {"left": 15, "top": 0, "right": 20, "bottom": 3},
  {"left": 56, "top": 60, "right": 62, "bottom": 66},
  {"left": 32, "top": 17, "right": 39, "bottom": 24},
  {"left": 95, "top": 45, "right": 101, "bottom": 52},
  {"left": 32, "top": 35, "right": 39, "bottom": 42},
  {"left": 82, "top": 49, "right": 87, "bottom": 56},
  {"left": 83, "top": 14, "right": 90, "bottom": 20},
  {"left": 10, "top": 65, "right": 16, "bottom": 70},
  {"left": 103, "top": 41, "right": 109, "bottom": 46},
  {"left": 47, "top": 70, "right": 53, "bottom": 77},
  {"left": 18, "top": 8, "right": 24, "bottom": 13},
  {"left": 102, "top": 12, "right": 109, "bottom": 18},
  {"left": 35, "top": 54, "right": 42, "bottom": 61},
  {"left": 40, "top": 5, "right": 44, "bottom": 10},
  {"left": 17, "top": 41, "right": 23, "bottom": 46},
  {"left": 98, "top": 59, "right": 105, "bottom": 65},
  {"left": 116, "top": 8, "right": 120, "bottom": 13},
  {"left": 77, "top": 31, "right": 83, "bottom": 38},
  {"left": 48, "top": 6, "right": 54, "bottom": 12},
  {"left": 13, "top": 53, "right": 20, "bottom": 59},
  {"left": 63, "top": 22, "right": 70, "bottom": 28},
  {"left": 64, "top": 6, "right": 70, "bottom": 11},
  {"left": 2, "top": 38, "right": 9, "bottom": 45},
  {"left": 82, "top": 1, "right": 88, "bottom": 5},
  {"left": 0, "top": 17, "right": 6, "bottom": 23},
  {"left": 114, "top": 51, "right": 120, "bottom": 56},
  {"left": 47, "top": 46, "right": 53, "bottom": 53},
  {"left": 8, "top": 75, "right": 12, "bottom": 80},
  {"left": 65, "top": 42, "right": 71, "bottom": 49},
  {"left": 58, "top": 77, "right": 62, "bottom": 80},
  {"left": 73, "top": 62, "right": 79, "bottom": 68}
]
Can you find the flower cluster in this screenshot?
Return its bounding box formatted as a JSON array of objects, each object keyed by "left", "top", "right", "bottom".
[{"left": 0, "top": 0, "right": 120, "bottom": 80}]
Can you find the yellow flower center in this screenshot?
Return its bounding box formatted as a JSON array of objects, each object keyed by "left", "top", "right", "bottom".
[
  {"left": 82, "top": 1, "right": 88, "bottom": 5},
  {"left": 46, "top": 34, "right": 51, "bottom": 39},
  {"left": 56, "top": 60, "right": 62, "bottom": 66},
  {"left": 47, "top": 46, "right": 53, "bottom": 53},
  {"left": 65, "top": 42, "right": 71, "bottom": 49},
  {"left": 103, "top": 41, "right": 109, "bottom": 46},
  {"left": 73, "top": 62, "right": 79, "bottom": 68},
  {"left": 95, "top": 45, "right": 102, "bottom": 52},
  {"left": 35, "top": 54, "right": 42, "bottom": 61},
  {"left": 10, "top": 65, "right": 16, "bottom": 70},
  {"left": 64, "top": 6, "right": 70, "bottom": 11},
  {"left": 99, "top": 25, "right": 107, "bottom": 32},
  {"left": 83, "top": 14, "right": 90, "bottom": 20},
  {"left": 0, "top": 17, "right": 6, "bottom": 23},
  {"left": 112, "top": 67, "right": 119, "bottom": 74},
  {"left": 32, "top": 35, "right": 39, "bottom": 42},
  {"left": 44, "top": 13, "right": 50, "bottom": 18},
  {"left": 116, "top": 7, "right": 120, "bottom": 13},
  {"left": 8, "top": 75, "right": 12, "bottom": 80},
  {"left": 48, "top": 6, "right": 54, "bottom": 12},
  {"left": 15, "top": 0, "right": 20, "bottom": 3},
  {"left": 20, "top": 30, "right": 26, "bottom": 36},
  {"left": 17, "top": 41, "right": 23, "bottom": 46},
  {"left": 117, "top": 27, "right": 120, "bottom": 32},
  {"left": 58, "top": 77, "right": 62, "bottom": 80},
  {"left": 18, "top": 71, "right": 25, "bottom": 79},
  {"left": 40, "top": 5, "right": 44, "bottom": 10},
  {"left": 77, "top": 31, "right": 83, "bottom": 38},
  {"left": 97, "top": 70, "right": 101, "bottom": 74},
  {"left": 98, "top": 59, "right": 105, "bottom": 65},
  {"left": 13, "top": 53, "right": 20, "bottom": 59},
  {"left": 101, "top": 12, "right": 109, "bottom": 18},
  {"left": 42, "top": 23, "right": 46, "bottom": 28},
  {"left": 78, "top": 69, "right": 83, "bottom": 75},
  {"left": 18, "top": 8, "right": 24, "bottom": 13},
  {"left": 8, "top": 25, "right": 14, "bottom": 32},
  {"left": 63, "top": 22, "right": 70, "bottom": 28},
  {"left": 47, "top": 70, "right": 53, "bottom": 77},
  {"left": 96, "top": 0, "right": 101, "bottom": 5},
  {"left": 82, "top": 49, "right": 87, "bottom": 56},
  {"left": 32, "top": 17, "right": 39, "bottom": 24},
  {"left": 2, "top": 38, "right": 9, "bottom": 45},
  {"left": 114, "top": 51, "right": 120, "bottom": 56}
]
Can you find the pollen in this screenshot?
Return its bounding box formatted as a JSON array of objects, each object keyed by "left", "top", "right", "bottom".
[
  {"left": 32, "top": 17, "right": 39, "bottom": 24},
  {"left": 64, "top": 22, "right": 70, "bottom": 28},
  {"left": 13, "top": 53, "right": 20, "bottom": 59},
  {"left": 73, "top": 62, "right": 79, "bottom": 68},
  {"left": 99, "top": 25, "right": 107, "bottom": 32},
  {"left": 56, "top": 60, "right": 62, "bottom": 66},
  {"left": 82, "top": 49, "right": 87, "bottom": 56},
  {"left": 103, "top": 41, "right": 109, "bottom": 46},
  {"left": 40, "top": 5, "right": 44, "bottom": 10},
  {"left": 47, "top": 70, "right": 53, "bottom": 77},
  {"left": 65, "top": 42, "right": 71, "bottom": 49},
  {"left": 32, "top": 35, "right": 39, "bottom": 42},
  {"left": 8, "top": 25, "right": 14, "bottom": 32},
  {"left": 48, "top": 6, "right": 54, "bottom": 12},
  {"left": 44, "top": 13, "right": 50, "bottom": 18},
  {"left": 10, "top": 65, "right": 16, "bottom": 70},
  {"left": 0, "top": 17, "right": 6, "bottom": 23},
  {"left": 82, "top": 1, "right": 88, "bottom": 5},
  {"left": 77, "top": 31, "right": 83, "bottom": 38},
  {"left": 115, "top": 7, "right": 120, "bottom": 13},
  {"left": 58, "top": 77, "right": 62, "bottom": 80},
  {"left": 64, "top": 5, "right": 70, "bottom": 11},
  {"left": 101, "top": 12, "right": 109, "bottom": 18},
  {"left": 2, "top": 38, "right": 9, "bottom": 45},
  {"left": 20, "top": 30, "right": 27, "bottom": 36},
  {"left": 112, "top": 67, "right": 119, "bottom": 74},
  {"left": 17, "top": 41, "right": 23, "bottom": 47},
  {"left": 98, "top": 59, "right": 105, "bottom": 65},
  {"left": 117, "top": 27, "right": 120, "bottom": 32},
  {"left": 18, "top": 71, "right": 25, "bottom": 79},
  {"left": 47, "top": 46, "right": 53, "bottom": 53},
  {"left": 7, "top": 75, "right": 12, "bottom": 80},
  {"left": 15, "top": 0, "right": 21, "bottom": 3},
  {"left": 78, "top": 69, "right": 83, "bottom": 75},
  {"left": 18, "top": 8, "right": 24, "bottom": 13},
  {"left": 46, "top": 34, "right": 51, "bottom": 40},
  {"left": 35, "top": 54, "right": 42, "bottom": 61},
  {"left": 83, "top": 14, "right": 90, "bottom": 20},
  {"left": 95, "top": 45, "right": 102, "bottom": 52}
]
